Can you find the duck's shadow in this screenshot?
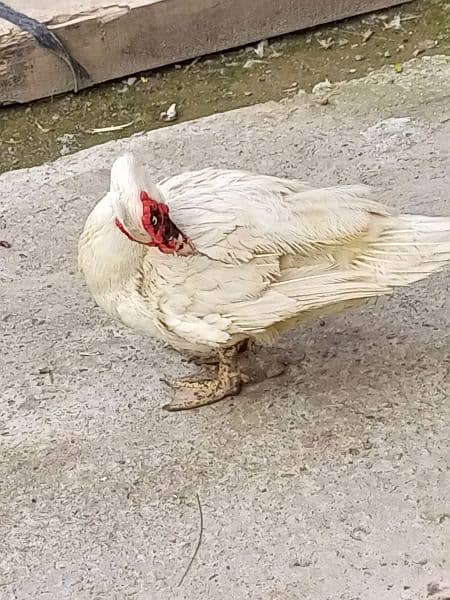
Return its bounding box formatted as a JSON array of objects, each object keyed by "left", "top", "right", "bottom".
[{"left": 218, "top": 299, "right": 448, "bottom": 418}]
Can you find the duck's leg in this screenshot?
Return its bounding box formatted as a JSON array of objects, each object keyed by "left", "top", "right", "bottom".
[
  {"left": 187, "top": 354, "right": 219, "bottom": 367},
  {"left": 163, "top": 345, "right": 242, "bottom": 411},
  {"left": 188, "top": 339, "right": 249, "bottom": 367}
]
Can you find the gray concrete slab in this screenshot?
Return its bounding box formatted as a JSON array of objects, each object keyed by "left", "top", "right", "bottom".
[{"left": 0, "top": 56, "right": 449, "bottom": 600}]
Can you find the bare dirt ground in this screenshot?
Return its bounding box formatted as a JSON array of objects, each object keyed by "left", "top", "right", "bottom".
[{"left": 1, "top": 0, "right": 449, "bottom": 174}]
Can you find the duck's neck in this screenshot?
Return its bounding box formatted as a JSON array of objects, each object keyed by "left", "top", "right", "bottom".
[{"left": 78, "top": 194, "right": 145, "bottom": 307}]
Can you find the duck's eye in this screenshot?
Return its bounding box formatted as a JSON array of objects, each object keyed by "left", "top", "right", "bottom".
[{"left": 151, "top": 215, "right": 158, "bottom": 227}]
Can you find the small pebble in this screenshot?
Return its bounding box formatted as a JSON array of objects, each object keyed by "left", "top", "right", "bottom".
[
  {"left": 160, "top": 103, "right": 178, "bottom": 122},
  {"left": 254, "top": 40, "right": 268, "bottom": 58},
  {"left": 362, "top": 29, "right": 373, "bottom": 43}
]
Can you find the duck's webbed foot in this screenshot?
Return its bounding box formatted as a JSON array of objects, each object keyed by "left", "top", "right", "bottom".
[{"left": 163, "top": 345, "right": 242, "bottom": 411}]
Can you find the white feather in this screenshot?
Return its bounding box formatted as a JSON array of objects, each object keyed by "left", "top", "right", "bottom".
[{"left": 78, "top": 154, "right": 450, "bottom": 354}]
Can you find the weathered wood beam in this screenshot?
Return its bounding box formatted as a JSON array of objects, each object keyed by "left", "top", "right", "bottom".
[{"left": 0, "top": 0, "right": 411, "bottom": 104}]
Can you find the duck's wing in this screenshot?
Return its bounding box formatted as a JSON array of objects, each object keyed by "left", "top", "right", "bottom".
[
  {"left": 145, "top": 170, "right": 394, "bottom": 346},
  {"left": 160, "top": 168, "right": 390, "bottom": 263},
  {"left": 151, "top": 169, "right": 450, "bottom": 348}
]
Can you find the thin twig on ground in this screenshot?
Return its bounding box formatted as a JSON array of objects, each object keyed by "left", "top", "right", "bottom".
[{"left": 177, "top": 493, "right": 204, "bottom": 587}]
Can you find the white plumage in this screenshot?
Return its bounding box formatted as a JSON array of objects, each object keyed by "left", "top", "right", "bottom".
[{"left": 79, "top": 153, "right": 450, "bottom": 410}]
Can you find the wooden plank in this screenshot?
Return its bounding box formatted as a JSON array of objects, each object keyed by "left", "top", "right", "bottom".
[{"left": 0, "top": 0, "right": 411, "bottom": 104}]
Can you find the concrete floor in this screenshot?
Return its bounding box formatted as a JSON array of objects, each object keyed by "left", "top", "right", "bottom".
[{"left": 0, "top": 56, "right": 449, "bottom": 599}]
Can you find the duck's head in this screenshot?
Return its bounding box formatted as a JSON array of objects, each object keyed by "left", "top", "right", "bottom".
[{"left": 109, "top": 153, "right": 195, "bottom": 256}]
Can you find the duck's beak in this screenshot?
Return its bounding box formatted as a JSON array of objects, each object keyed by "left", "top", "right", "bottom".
[{"left": 161, "top": 218, "right": 196, "bottom": 256}]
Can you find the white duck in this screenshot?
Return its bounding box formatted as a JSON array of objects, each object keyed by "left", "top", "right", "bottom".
[{"left": 79, "top": 153, "right": 450, "bottom": 410}]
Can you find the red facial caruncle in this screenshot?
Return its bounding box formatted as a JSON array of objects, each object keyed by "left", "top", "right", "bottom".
[{"left": 115, "top": 190, "right": 195, "bottom": 256}]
